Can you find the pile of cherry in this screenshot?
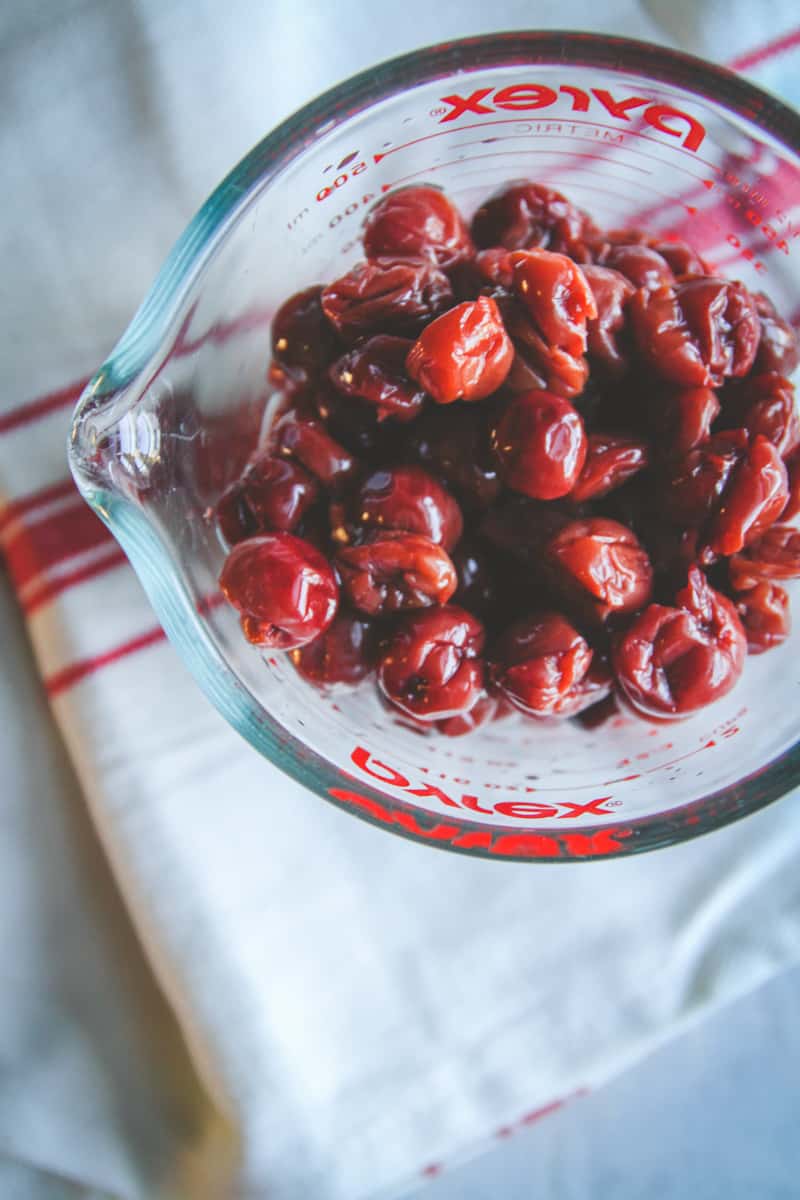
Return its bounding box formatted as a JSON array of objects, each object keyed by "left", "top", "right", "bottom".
[{"left": 216, "top": 182, "right": 800, "bottom": 736}]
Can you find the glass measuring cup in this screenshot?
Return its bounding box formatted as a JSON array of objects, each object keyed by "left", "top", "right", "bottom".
[{"left": 69, "top": 32, "right": 800, "bottom": 861}]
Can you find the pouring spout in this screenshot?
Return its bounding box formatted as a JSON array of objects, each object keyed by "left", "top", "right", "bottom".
[{"left": 68, "top": 369, "right": 170, "bottom": 505}]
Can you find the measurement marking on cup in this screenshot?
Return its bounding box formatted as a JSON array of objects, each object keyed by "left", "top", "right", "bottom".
[
  {"left": 315, "top": 161, "right": 369, "bottom": 202},
  {"left": 371, "top": 114, "right": 717, "bottom": 170},
  {"left": 680, "top": 203, "right": 769, "bottom": 273},
  {"left": 313, "top": 116, "right": 709, "bottom": 212},
  {"left": 643, "top": 739, "right": 717, "bottom": 773},
  {"left": 299, "top": 233, "right": 323, "bottom": 255},
  {"left": 448, "top": 132, "right": 652, "bottom": 173},
  {"left": 325, "top": 193, "right": 376, "bottom": 229},
  {"left": 384, "top": 151, "right": 666, "bottom": 200},
  {"left": 287, "top": 207, "right": 309, "bottom": 231}
]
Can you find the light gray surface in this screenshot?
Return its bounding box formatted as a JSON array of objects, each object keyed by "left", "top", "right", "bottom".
[
  {"left": 407, "top": 962, "right": 800, "bottom": 1199},
  {"left": 0, "top": 569, "right": 219, "bottom": 1198}
]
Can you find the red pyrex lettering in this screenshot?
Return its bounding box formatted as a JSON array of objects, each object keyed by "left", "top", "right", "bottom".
[
  {"left": 329, "top": 787, "right": 633, "bottom": 859},
  {"left": 436, "top": 84, "right": 705, "bottom": 152},
  {"left": 350, "top": 746, "right": 616, "bottom": 818}
]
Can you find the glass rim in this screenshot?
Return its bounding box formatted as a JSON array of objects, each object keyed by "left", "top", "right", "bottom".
[
  {"left": 70, "top": 30, "right": 800, "bottom": 862},
  {"left": 82, "top": 29, "right": 800, "bottom": 395}
]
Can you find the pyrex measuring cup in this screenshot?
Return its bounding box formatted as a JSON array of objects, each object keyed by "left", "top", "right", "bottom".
[{"left": 69, "top": 32, "right": 800, "bottom": 861}]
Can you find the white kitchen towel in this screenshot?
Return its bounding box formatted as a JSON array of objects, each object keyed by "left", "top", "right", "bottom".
[{"left": 2, "top": 4, "right": 800, "bottom": 1200}]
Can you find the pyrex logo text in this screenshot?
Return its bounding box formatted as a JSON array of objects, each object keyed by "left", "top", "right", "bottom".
[
  {"left": 351, "top": 746, "right": 616, "bottom": 819},
  {"left": 436, "top": 84, "right": 705, "bottom": 152}
]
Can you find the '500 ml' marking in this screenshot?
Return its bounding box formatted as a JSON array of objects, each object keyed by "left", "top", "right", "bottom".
[
  {"left": 350, "top": 746, "right": 616, "bottom": 818},
  {"left": 316, "top": 162, "right": 369, "bottom": 202}
]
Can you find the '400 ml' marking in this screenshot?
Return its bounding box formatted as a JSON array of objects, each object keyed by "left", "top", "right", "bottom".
[{"left": 349, "top": 746, "right": 616, "bottom": 819}]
